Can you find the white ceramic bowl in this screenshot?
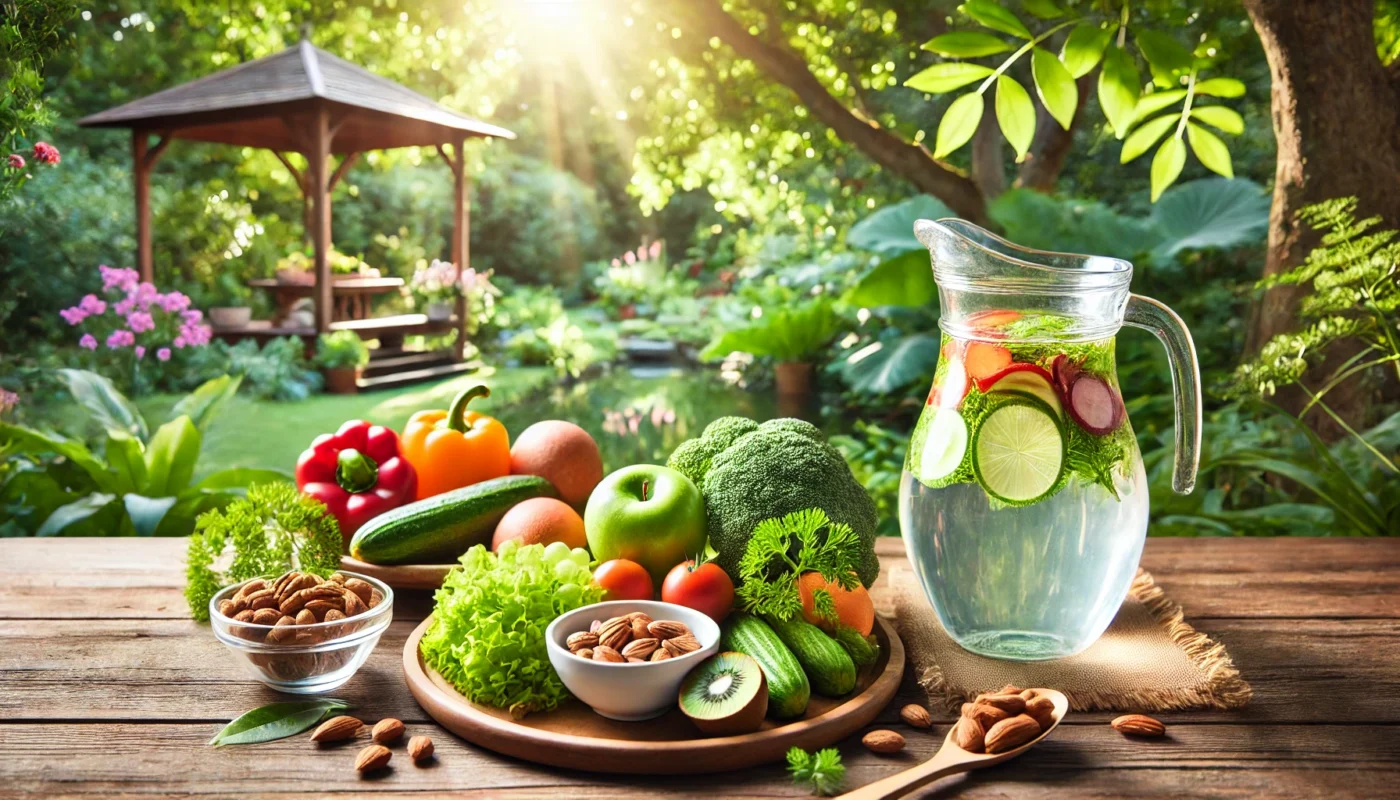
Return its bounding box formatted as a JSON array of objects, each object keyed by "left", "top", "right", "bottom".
[{"left": 546, "top": 600, "right": 721, "bottom": 721}]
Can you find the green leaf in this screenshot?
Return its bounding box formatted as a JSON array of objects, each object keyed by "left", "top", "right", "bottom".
[
  {"left": 1098, "top": 47, "right": 1140, "bottom": 138},
  {"left": 0, "top": 422, "right": 115, "bottom": 492},
  {"left": 842, "top": 334, "right": 942, "bottom": 394},
  {"left": 700, "top": 300, "right": 844, "bottom": 362},
  {"left": 1060, "top": 23, "right": 1114, "bottom": 78},
  {"left": 995, "top": 76, "right": 1036, "bottom": 159},
  {"left": 36, "top": 493, "right": 117, "bottom": 536},
  {"left": 1120, "top": 112, "right": 1181, "bottom": 163},
  {"left": 1193, "top": 77, "right": 1246, "bottom": 97},
  {"left": 1031, "top": 47, "right": 1077, "bottom": 129},
  {"left": 57, "top": 369, "right": 148, "bottom": 443},
  {"left": 1131, "top": 89, "right": 1186, "bottom": 124},
  {"left": 1020, "top": 0, "right": 1065, "bottom": 19},
  {"left": 959, "top": 0, "right": 1031, "bottom": 39},
  {"left": 1150, "top": 137, "right": 1187, "bottom": 202},
  {"left": 847, "top": 251, "right": 935, "bottom": 309},
  {"left": 171, "top": 374, "right": 241, "bottom": 434},
  {"left": 194, "top": 467, "right": 293, "bottom": 492},
  {"left": 144, "top": 416, "right": 202, "bottom": 497},
  {"left": 1148, "top": 178, "right": 1269, "bottom": 261},
  {"left": 1187, "top": 122, "right": 1234, "bottom": 178},
  {"left": 905, "top": 62, "right": 996, "bottom": 94},
  {"left": 104, "top": 430, "right": 147, "bottom": 495},
  {"left": 155, "top": 490, "right": 234, "bottom": 537},
  {"left": 934, "top": 92, "right": 986, "bottom": 158},
  {"left": 848, "top": 194, "right": 954, "bottom": 257},
  {"left": 921, "top": 32, "right": 1014, "bottom": 58},
  {"left": 1190, "top": 105, "right": 1244, "bottom": 134},
  {"left": 1134, "top": 30, "right": 1194, "bottom": 88},
  {"left": 209, "top": 700, "right": 351, "bottom": 747},
  {"left": 123, "top": 494, "right": 179, "bottom": 536}
]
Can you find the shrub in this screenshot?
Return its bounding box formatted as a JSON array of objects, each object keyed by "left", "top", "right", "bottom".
[{"left": 314, "top": 331, "right": 369, "bottom": 370}]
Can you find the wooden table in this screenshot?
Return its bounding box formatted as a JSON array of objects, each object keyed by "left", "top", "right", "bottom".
[
  {"left": 248, "top": 277, "right": 405, "bottom": 323},
  {"left": 2, "top": 537, "right": 1397, "bottom": 798}
]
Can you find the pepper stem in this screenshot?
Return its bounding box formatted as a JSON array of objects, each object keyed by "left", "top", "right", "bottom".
[
  {"left": 335, "top": 448, "right": 380, "bottom": 494},
  {"left": 447, "top": 385, "right": 491, "bottom": 433}
]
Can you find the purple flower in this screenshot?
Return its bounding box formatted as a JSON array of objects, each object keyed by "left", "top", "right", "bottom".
[
  {"left": 106, "top": 330, "right": 135, "bottom": 349},
  {"left": 79, "top": 334, "right": 98, "bottom": 350},
  {"left": 127, "top": 311, "right": 155, "bottom": 333},
  {"left": 6, "top": 154, "right": 23, "bottom": 170},
  {"left": 79, "top": 294, "right": 107, "bottom": 315},
  {"left": 156, "top": 347, "right": 171, "bottom": 362},
  {"left": 60, "top": 307, "right": 87, "bottom": 326},
  {"left": 134, "top": 345, "right": 146, "bottom": 360}
]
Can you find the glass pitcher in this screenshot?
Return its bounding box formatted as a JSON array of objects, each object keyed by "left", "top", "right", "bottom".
[{"left": 898, "top": 219, "right": 1201, "bottom": 661}]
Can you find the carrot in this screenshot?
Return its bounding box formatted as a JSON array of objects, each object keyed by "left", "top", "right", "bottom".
[{"left": 963, "top": 341, "right": 1013, "bottom": 382}]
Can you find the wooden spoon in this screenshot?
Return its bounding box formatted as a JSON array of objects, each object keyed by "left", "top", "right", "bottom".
[{"left": 837, "top": 689, "right": 1069, "bottom": 800}]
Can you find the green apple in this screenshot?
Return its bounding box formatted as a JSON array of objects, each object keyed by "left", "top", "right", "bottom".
[{"left": 584, "top": 464, "right": 708, "bottom": 585}]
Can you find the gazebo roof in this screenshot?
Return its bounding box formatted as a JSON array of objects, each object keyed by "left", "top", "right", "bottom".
[{"left": 78, "top": 41, "right": 515, "bottom": 153}]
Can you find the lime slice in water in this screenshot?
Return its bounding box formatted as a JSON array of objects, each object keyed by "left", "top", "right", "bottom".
[
  {"left": 918, "top": 407, "right": 969, "bottom": 485},
  {"left": 972, "top": 397, "right": 1066, "bottom": 505}
]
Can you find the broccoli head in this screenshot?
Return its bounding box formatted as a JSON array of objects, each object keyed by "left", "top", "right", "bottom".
[
  {"left": 666, "top": 415, "right": 759, "bottom": 485},
  {"left": 698, "top": 421, "right": 880, "bottom": 588}
]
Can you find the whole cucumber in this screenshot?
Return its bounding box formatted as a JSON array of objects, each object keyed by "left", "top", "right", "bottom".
[
  {"left": 722, "top": 613, "right": 810, "bottom": 719},
  {"left": 765, "top": 614, "right": 857, "bottom": 697},
  {"left": 831, "top": 623, "right": 881, "bottom": 667}
]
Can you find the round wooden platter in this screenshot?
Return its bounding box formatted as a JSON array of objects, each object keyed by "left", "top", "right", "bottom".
[
  {"left": 402, "top": 613, "right": 905, "bottom": 774},
  {"left": 340, "top": 556, "right": 454, "bottom": 590}
]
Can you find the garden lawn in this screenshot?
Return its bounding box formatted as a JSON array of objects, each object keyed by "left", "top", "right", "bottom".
[{"left": 136, "top": 367, "right": 554, "bottom": 479}]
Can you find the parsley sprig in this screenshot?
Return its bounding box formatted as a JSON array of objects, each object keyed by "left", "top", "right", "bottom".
[
  {"left": 736, "top": 508, "right": 861, "bottom": 623},
  {"left": 787, "top": 746, "right": 846, "bottom": 796}
]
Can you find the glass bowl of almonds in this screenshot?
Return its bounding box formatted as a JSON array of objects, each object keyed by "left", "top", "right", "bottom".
[
  {"left": 545, "top": 600, "right": 720, "bottom": 721},
  {"left": 209, "top": 570, "right": 393, "bottom": 694}
]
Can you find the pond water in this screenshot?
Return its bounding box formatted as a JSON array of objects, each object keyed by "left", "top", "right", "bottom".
[{"left": 495, "top": 366, "right": 777, "bottom": 473}]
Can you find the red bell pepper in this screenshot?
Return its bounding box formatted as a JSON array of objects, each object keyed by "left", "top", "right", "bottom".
[{"left": 295, "top": 420, "right": 418, "bottom": 544}]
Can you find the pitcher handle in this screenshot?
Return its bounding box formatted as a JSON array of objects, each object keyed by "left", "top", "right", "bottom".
[{"left": 1124, "top": 295, "right": 1201, "bottom": 494}]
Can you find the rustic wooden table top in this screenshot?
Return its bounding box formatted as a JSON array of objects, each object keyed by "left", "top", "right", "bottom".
[{"left": 2, "top": 537, "right": 1397, "bottom": 799}]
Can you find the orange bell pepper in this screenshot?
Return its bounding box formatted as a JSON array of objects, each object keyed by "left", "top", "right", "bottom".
[{"left": 401, "top": 385, "right": 511, "bottom": 500}]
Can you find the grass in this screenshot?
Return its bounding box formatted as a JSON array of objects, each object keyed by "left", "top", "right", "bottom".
[{"left": 135, "top": 366, "right": 554, "bottom": 478}]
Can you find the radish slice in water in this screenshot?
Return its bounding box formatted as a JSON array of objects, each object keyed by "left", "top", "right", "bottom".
[
  {"left": 935, "top": 359, "right": 969, "bottom": 409},
  {"left": 1066, "top": 374, "right": 1124, "bottom": 435}
]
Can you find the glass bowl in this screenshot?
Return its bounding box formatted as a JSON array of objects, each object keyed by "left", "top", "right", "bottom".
[{"left": 209, "top": 571, "right": 393, "bottom": 694}]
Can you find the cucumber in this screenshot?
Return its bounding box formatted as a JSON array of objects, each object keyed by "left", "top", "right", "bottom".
[
  {"left": 349, "top": 475, "right": 557, "bottom": 565},
  {"left": 765, "top": 615, "right": 857, "bottom": 697},
  {"left": 721, "top": 614, "right": 810, "bottom": 719},
  {"left": 831, "top": 624, "right": 881, "bottom": 668}
]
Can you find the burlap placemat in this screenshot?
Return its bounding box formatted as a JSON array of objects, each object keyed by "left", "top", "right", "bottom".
[{"left": 889, "top": 566, "right": 1252, "bottom": 713}]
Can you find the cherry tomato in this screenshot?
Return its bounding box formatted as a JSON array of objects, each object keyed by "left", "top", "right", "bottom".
[
  {"left": 592, "top": 559, "right": 654, "bottom": 601},
  {"left": 661, "top": 559, "right": 735, "bottom": 622}
]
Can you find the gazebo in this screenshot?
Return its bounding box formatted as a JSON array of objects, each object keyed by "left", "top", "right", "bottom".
[{"left": 78, "top": 40, "right": 516, "bottom": 387}]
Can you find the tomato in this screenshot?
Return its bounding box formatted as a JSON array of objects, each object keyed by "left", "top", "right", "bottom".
[
  {"left": 592, "top": 559, "right": 654, "bottom": 601},
  {"left": 661, "top": 559, "right": 735, "bottom": 622}
]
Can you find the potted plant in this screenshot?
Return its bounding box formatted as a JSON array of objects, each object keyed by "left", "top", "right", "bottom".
[
  {"left": 314, "top": 330, "right": 370, "bottom": 394},
  {"left": 208, "top": 273, "right": 253, "bottom": 329},
  {"left": 699, "top": 297, "right": 844, "bottom": 406}
]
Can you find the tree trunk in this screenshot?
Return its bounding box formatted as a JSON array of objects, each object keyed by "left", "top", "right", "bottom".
[
  {"left": 971, "top": 110, "right": 1005, "bottom": 199},
  {"left": 1016, "top": 75, "right": 1092, "bottom": 192},
  {"left": 1242, "top": 0, "right": 1400, "bottom": 431}
]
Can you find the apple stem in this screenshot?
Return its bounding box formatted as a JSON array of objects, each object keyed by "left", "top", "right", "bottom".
[{"left": 641, "top": 480, "right": 649, "bottom": 501}]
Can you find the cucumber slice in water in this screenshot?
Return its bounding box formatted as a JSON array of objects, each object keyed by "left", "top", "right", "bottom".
[
  {"left": 918, "top": 408, "right": 969, "bottom": 485},
  {"left": 972, "top": 396, "right": 1066, "bottom": 505}
]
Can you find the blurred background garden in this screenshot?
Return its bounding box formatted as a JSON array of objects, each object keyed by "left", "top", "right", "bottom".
[{"left": 2, "top": 0, "right": 1397, "bottom": 537}]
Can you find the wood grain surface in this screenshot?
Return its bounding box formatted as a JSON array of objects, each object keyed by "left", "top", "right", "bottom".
[{"left": 1, "top": 537, "right": 1397, "bottom": 798}]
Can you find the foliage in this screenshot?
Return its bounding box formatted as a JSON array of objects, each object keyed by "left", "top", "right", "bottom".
[
  {"left": 0, "top": 370, "right": 287, "bottom": 539},
  {"left": 313, "top": 331, "right": 369, "bottom": 371},
  {"left": 0, "top": 0, "right": 75, "bottom": 202},
  {"left": 184, "top": 482, "right": 342, "bottom": 621},
  {"left": 787, "top": 746, "right": 846, "bottom": 796},
  {"left": 420, "top": 540, "right": 603, "bottom": 718},
  {"left": 913, "top": 0, "right": 1249, "bottom": 199},
  {"left": 209, "top": 699, "right": 352, "bottom": 747},
  {"left": 737, "top": 508, "right": 863, "bottom": 623},
  {"left": 190, "top": 338, "right": 323, "bottom": 402},
  {"left": 829, "top": 421, "right": 906, "bottom": 536},
  {"left": 701, "top": 297, "right": 845, "bottom": 363}
]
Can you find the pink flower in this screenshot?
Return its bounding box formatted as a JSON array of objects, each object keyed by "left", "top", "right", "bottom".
[
  {"left": 132, "top": 282, "right": 159, "bottom": 307},
  {"left": 32, "top": 142, "right": 60, "bottom": 165},
  {"left": 157, "top": 292, "right": 191, "bottom": 313},
  {"left": 60, "top": 307, "right": 87, "bottom": 325},
  {"left": 0, "top": 388, "right": 18, "bottom": 416},
  {"left": 173, "top": 335, "right": 187, "bottom": 349},
  {"left": 6, "top": 154, "right": 23, "bottom": 169},
  {"left": 79, "top": 294, "right": 106, "bottom": 315},
  {"left": 100, "top": 266, "right": 139, "bottom": 293},
  {"left": 611, "top": 258, "right": 621, "bottom": 268},
  {"left": 134, "top": 345, "right": 146, "bottom": 360},
  {"left": 106, "top": 330, "right": 135, "bottom": 349},
  {"left": 623, "top": 250, "right": 636, "bottom": 265},
  {"left": 181, "top": 308, "right": 203, "bottom": 324},
  {"left": 635, "top": 246, "right": 648, "bottom": 263},
  {"left": 156, "top": 348, "right": 172, "bottom": 362},
  {"left": 127, "top": 311, "right": 155, "bottom": 333},
  {"left": 79, "top": 334, "right": 98, "bottom": 350},
  {"left": 113, "top": 297, "right": 135, "bottom": 316},
  {"left": 649, "top": 241, "right": 662, "bottom": 259}
]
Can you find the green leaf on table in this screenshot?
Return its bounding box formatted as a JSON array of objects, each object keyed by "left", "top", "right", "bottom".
[
  {"left": 123, "top": 494, "right": 178, "bottom": 536},
  {"left": 1150, "top": 137, "right": 1187, "bottom": 202},
  {"left": 921, "top": 32, "right": 1013, "bottom": 58},
  {"left": 1190, "top": 105, "right": 1244, "bottom": 134},
  {"left": 1060, "top": 23, "right": 1114, "bottom": 78},
  {"left": 1020, "top": 0, "right": 1066, "bottom": 19},
  {"left": 842, "top": 334, "right": 943, "bottom": 394},
  {"left": 934, "top": 92, "right": 986, "bottom": 158},
  {"left": 1120, "top": 112, "right": 1180, "bottom": 163},
  {"left": 905, "top": 62, "right": 995, "bottom": 94},
  {"left": 995, "top": 76, "right": 1036, "bottom": 160},
  {"left": 1148, "top": 178, "right": 1269, "bottom": 261},
  {"left": 1193, "top": 77, "right": 1246, "bottom": 97},
  {"left": 36, "top": 493, "right": 117, "bottom": 536},
  {"left": 1098, "top": 47, "right": 1140, "bottom": 138},
  {"left": 57, "top": 369, "right": 148, "bottom": 443},
  {"left": 105, "top": 430, "right": 147, "bottom": 495},
  {"left": 209, "top": 699, "right": 352, "bottom": 746},
  {"left": 1031, "top": 46, "right": 1076, "bottom": 129},
  {"left": 959, "top": 0, "right": 1032, "bottom": 39},
  {"left": 1134, "top": 30, "right": 1194, "bottom": 88},
  {"left": 171, "top": 374, "right": 242, "bottom": 434},
  {"left": 144, "top": 416, "right": 201, "bottom": 497},
  {"left": 1186, "top": 123, "right": 1233, "bottom": 178},
  {"left": 1131, "top": 89, "right": 1186, "bottom": 124}
]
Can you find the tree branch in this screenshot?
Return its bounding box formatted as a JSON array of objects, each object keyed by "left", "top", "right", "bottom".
[{"left": 658, "top": 0, "right": 989, "bottom": 224}]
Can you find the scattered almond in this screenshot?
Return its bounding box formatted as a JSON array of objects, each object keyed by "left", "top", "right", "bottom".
[
  {"left": 984, "top": 714, "right": 1041, "bottom": 754},
  {"left": 310, "top": 715, "right": 363, "bottom": 743},
  {"left": 372, "top": 718, "right": 405, "bottom": 744},
  {"left": 354, "top": 743, "right": 392, "bottom": 772},
  {"left": 407, "top": 735, "right": 434, "bottom": 763},
  {"left": 899, "top": 704, "right": 933, "bottom": 729},
  {"left": 862, "top": 729, "right": 906, "bottom": 754},
  {"left": 1111, "top": 714, "right": 1166, "bottom": 737}
]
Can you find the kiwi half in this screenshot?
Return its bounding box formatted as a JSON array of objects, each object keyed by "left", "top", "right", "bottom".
[{"left": 678, "top": 651, "right": 769, "bottom": 736}]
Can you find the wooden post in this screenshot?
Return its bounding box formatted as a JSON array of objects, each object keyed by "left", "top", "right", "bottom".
[
  {"left": 449, "top": 134, "right": 470, "bottom": 361},
  {"left": 133, "top": 131, "right": 153, "bottom": 282},
  {"left": 308, "top": 106, "right": 333, "bottom": 334}
]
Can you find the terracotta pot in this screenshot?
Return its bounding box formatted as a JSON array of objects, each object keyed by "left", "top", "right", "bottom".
[
  {"left": 209, "top": 306, "right": 252, "bottom": 328},
  {"left": 324, "top": 366, "right": 362, "bottom": 395},
  {"left": 775, "top": 361, "right": 813, "bottom": 399}
]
